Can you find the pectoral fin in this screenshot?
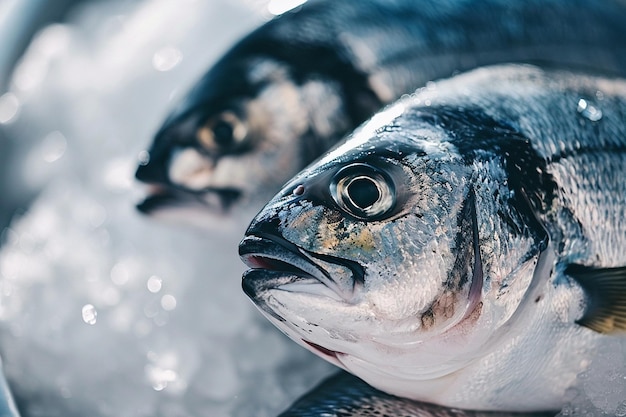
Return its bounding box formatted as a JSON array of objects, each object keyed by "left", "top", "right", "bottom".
[{"left": 566, "top": 264, "right": 626, "bottom": 334}]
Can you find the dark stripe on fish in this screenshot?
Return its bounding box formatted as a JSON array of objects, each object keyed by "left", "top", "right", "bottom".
[
  {"left": 406, "top": 105, "right": 554, "bottom": 244},
  {"left": 424, "top": 188, "right": 484, "bottom": 329},
  {"left": 408, "top": 106, "right": 556, "bottom": 204},
  {"left": 163, "top": 19, "right": 383, "bottom": 160}
]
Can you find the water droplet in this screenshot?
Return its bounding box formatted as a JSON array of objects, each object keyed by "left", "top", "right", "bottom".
[
  {"left": 146, "top": 366, "right": 178, "bottom": 391},
  {"left": 81, "top": 304, "right": 97, "bottom": 325},
  {"left": 595, "top": 90, "right": 605, "bottom": 101},
  {"left": 292, "top": 185, "right": 305, "bottom": 196},
  {"left": 147, "top": 275, "right": 162, "bottom": 293},
  {"left": 137, "top": 150, "right": 150, "bottom": 166},
  {"left": 577, "top": 98, "right": 603, "bottom": 122},
  {"left": 145, "top": 351, "right": 182, "bottom": 392},
  {"left": 152, "top": 47, "right": 183, "bottom": 72},
  {"left": 0, "top": 93, "right": 20, "bottom": 124},
  {"left": 161, "top": 294, "right": 177, "bottom": 311},
  {"left": 41, "top": 131, "right": 67, "bottom": 163},
  {"left": 110, "top": 262, "right": 129, "bottom": 286},
  {"left": 267, "top": 0, "right": 307, "bottom": 15}
]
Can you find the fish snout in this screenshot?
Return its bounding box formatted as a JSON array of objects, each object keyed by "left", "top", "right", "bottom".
[
  {"left": 239, "top": 220, "right": 364, "bottom": 303},
  {"left": 135, "top": 153, "right": 169, "bottom": 185}
]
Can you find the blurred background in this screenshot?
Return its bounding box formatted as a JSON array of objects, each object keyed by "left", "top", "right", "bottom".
[
  {"left": 0, "top": 0, "right": 95, "bottom": 231},
  {"left": 0, "top": 1, "right": 334, "bottom": 416}
]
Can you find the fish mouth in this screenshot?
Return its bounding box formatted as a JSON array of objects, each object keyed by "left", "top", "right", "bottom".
[
  {"left": 239, "top": 233, "right": 365, "bottom": 304},
  {"left": 136, "top": 184, "right": 242, "bottom": 214},
  {"left": 302, "top": 340, "right": 343, "bottom": 361}
]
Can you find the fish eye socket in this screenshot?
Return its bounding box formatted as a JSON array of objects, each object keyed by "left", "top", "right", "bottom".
[
  {"left": 330, "top": 163, "right": 396, "bottom": 220},
  {"left": 197, "top": 111, "right": 247, "bottom": 151}
]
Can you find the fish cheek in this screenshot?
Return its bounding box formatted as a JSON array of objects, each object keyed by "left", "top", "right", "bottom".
[
  {"left": 241, "top": 82, "right": 311, "bottom": 185},
  {"left": 420, "top": 291, "right": 458, "bottom": 330},
  {"left": 279, "top": 204, "right": 329, "bottom": 249}
]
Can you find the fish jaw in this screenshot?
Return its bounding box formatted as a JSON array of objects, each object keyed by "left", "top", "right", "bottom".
[
  {"left": 238, "top": 178, "right": 497, "bottom": 392},
  {"left": 134, "top": 182, "right": 250, "bottom": 232},
  {"left": 240, "top": 233, "right": 364, "bottom": 303},
  {"left": 239, "top": 233, "right": 369, "bottom": 370}
]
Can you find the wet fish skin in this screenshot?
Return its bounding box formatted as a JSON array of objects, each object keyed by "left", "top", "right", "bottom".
[
  {"left": 280, "top": 371, "right": 556, "bottom": 417},
  {"left": 239, "top": 64, "right": 626, "bottom": 411},
  {"left": 135, "top": 0, "right": 626, "bottom": 225}
]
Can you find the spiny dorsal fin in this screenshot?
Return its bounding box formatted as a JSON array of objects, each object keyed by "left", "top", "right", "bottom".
[{"left": 566, "top": 264, "right": 626, "bottom": 334}]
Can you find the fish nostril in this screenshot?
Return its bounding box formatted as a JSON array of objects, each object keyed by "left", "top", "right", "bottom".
[{"left": 245, "top": 216, "right": 283, "bottom": 239}]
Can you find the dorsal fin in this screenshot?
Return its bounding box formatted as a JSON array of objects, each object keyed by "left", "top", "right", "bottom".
[{"left": 566, "top": 264, "right": 626, "bottom": 334}]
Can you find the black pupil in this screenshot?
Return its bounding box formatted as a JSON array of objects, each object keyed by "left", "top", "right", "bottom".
[
  {"left": 213, "top": 120, "right": 234, "bottom": 146},
  {"left": 347, "top": 178, "right": 380, "bottom": 209}
]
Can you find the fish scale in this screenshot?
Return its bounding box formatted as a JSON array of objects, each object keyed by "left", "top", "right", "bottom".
[{"left": 239, "top": 65, "right": 626, "bottom": 412}]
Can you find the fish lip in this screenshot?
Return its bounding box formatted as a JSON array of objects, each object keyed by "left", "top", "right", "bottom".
[
  {"left": 239, "top": 234, "right": 332, "bottom": 288},
  {"left": 239, "top": 233, "right": 364, "bottom": 302},
  {"left": 136, "top": 184, "right": 242, "bottom": 214},
  {"left": 135, "top": 185, "right": 180, "bottom": 213},
  {"left": 302, "top": 340, "right": 343, "bottom": 360}
]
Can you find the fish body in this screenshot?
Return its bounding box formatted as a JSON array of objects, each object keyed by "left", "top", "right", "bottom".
[
  {"left": 239, "top": 65, "right": 626, "bottom": 411},
  {"left": 280, "top": 371, "right": 554, "bottom": 417},
  {"left": 135, "top": 0, "right": 626, "bottom": 225}
]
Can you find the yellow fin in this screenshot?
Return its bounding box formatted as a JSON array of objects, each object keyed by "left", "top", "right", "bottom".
[{"left": 566, "top": 264, "right": 626, "bottom": 334}]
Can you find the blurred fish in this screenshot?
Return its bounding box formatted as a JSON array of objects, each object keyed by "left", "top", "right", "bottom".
[
  {"left": 280, "top": 371, "right": 555, "bottom": 417},
  {"left": 135, "top": 0, "right": 626, "bottom": 225},
  {"left": 239, "top": 64, "right": 626, "bottom": 412}
]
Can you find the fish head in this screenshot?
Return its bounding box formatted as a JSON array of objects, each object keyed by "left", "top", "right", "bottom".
[
  {"left": 135, "top": 40, "right": 355, "bottom": 226},
  {"left": 239, "top": 99, "right": 550, "bottom": 393}
]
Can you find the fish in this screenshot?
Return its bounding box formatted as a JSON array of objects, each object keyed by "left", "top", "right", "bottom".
[
  {"left": 135, "top": 0, "right": 626, "bottom": 226},
  {"left": 239, "top": 64, "right": 626, "bottom": 412},
  {"left": 279, "top": 371, "right": 555, "bottom": 417}
]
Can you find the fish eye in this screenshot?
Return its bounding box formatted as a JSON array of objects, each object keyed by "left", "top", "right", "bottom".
[
  {"left": 197, "top": 111, "right": 248, "bottom": 151},
  {"left": 330, "top": 163, "right": 396, "bottom": 220}
]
